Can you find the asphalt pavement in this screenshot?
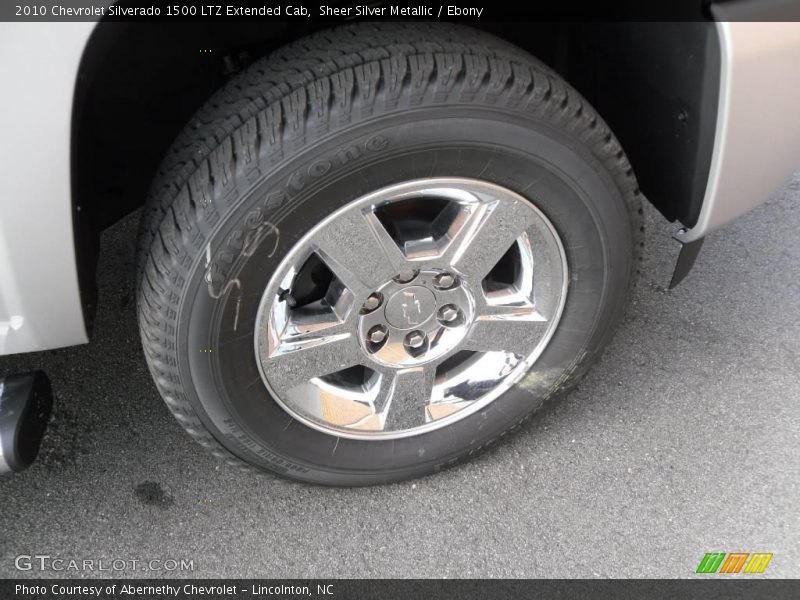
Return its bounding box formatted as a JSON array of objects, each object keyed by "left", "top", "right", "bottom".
[{"left": 1, "top": 174, "right": 798, "bottom": 578}]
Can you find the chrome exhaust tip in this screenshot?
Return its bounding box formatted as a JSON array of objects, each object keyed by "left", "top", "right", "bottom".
[{"left": 0, "top": 371, "right": 52, "bottom": 473}]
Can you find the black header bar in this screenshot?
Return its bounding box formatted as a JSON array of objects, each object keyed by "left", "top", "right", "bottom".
[{"left": 3, "top": 0, "right": 800, "bottom": 22}]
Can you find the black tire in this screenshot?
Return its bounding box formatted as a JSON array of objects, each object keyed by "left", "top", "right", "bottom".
[{"left": 137, "top": 22, "right": 642, "bottom": 485}]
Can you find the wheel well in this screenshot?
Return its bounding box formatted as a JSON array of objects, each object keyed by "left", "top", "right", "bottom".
[
  {"left": 72, "top": 22, "right": 311, "bottom": 233},
  {"left": 72, "top": 20, "right": 719, "bottom": 307}
]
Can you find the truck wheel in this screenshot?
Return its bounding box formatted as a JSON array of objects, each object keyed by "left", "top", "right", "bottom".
[{"left": 137, "top": 23, "right": 641, "bottom": 485}]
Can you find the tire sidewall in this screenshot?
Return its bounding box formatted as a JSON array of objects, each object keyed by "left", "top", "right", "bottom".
[{"left": 179, "top": 107, "right": 633, "bottom": 485}]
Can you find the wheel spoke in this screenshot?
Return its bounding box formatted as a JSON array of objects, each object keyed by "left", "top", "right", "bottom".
[
  {"left": 260, "top": 325, "right": 364, "bottom": 393},
  {"left": 313, "top": 209, "right": 408, "bottom": 295},
  {"left": 425, "top": 397, "right": 474, "bottom": 422},
  {"left": 461, "top": 302, "right": 548, "bottom": 356},
  {"left": 376, "top": 366, "right": 437, "bottom": 430},
  {"left": 443, "top": 197, "right": 537, "bottom": 283}
]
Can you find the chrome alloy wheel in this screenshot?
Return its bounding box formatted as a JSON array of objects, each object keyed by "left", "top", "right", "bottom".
[{"left": 254, "top": 178, "right": 568, "bottom": 440}]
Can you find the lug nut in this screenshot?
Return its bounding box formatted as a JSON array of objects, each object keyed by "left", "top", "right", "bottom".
[
  {"left": 393, "top": 269, "right": 418, "bottom": 284},
  {"left": 405, "top": 331, "right": 426, "bottom": 349},
  {"left": 434, "top": 273, "right": 456, "bottom": 289},
  {"left": 438, "top": 305, "right": 459, "bottom": 323},
  {"left": 367, "top": 326, "right": 387, "bottom": 345},
  {"left": 361, "top": 293, "right": 383, "bottom": 314}
]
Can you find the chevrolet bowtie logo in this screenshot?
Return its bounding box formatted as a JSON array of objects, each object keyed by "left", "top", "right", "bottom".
[{"left": 400, "top": 290, "right": 423, "bottom": 324}]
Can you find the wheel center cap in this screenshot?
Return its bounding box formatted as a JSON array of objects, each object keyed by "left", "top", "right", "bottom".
[{"left": 384, "top": 286, "right": 436, "bottom": 329}]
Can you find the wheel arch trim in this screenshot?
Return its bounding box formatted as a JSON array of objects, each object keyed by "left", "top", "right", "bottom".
[{"left": 675, "top": 18, "right": 800, "bottom": 244}]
